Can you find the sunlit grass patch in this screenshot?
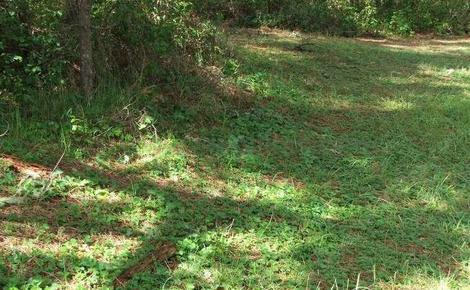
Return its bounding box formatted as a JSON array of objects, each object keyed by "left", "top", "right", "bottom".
[{"left": 1, "top": 28, "right": 470, "bottom": 289}]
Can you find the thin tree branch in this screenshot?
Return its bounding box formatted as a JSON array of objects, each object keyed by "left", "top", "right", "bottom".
[
  {"left": 0, "top": 122, "right": 9, "bottom": 137},
  {"left": 40, "top": 149, "right": 66, "bottom": 195}
]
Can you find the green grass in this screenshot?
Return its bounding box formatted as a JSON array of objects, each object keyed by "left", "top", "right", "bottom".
[{"left": 1, "top": 29, "right": 470, "bottom": 289}]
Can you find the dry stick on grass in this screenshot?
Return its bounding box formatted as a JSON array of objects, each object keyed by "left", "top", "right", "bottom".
[
  {"left": 114, "top": 243, "right": 177, "bottom": 288},
  {"left": 0, "top": 122, "right": 9, "bottom": 137},
  {"left": 355, "top": 272, "right": 361, "bottom": 290},
  {"left": 0, "top": 129, "right": 8, "bottom": 137},
  {"left": 40, "top": 149, "right": 66, "bottom": 195}
]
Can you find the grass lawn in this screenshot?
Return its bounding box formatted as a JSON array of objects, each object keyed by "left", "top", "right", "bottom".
[{"left": 1, "top": 29, "right": 469, "bottom": 289}]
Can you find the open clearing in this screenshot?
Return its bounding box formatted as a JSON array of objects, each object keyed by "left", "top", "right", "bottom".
[{"left": 1, "top": 30, "right": 470, "bottom": 289}]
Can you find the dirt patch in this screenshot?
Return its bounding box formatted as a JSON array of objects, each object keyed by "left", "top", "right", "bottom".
[
  {"left": 355, "top": 36, "right": 470, "bottom": 55},
  {"left": 1, "top": 154, "right": 51, "bottom": 178},
  {"left": 313, "top": 112, "right": 352, "bottom": 133}
]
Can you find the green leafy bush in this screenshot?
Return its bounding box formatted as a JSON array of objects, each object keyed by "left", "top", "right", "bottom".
[
  {"left": 0, "top": 0, "right": 67, "bottom": 109},
  {"left": 0, "top": 0, "right": 220, "bottom": 112},
  {"left": 193, "top": 0, "right": 470, "bottom": 36},
  {"left": 91, "top": 0, "right": 219, "bottom": 80}
]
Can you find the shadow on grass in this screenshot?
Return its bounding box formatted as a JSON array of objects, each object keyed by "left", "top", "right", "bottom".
[
  {"left": 0, "top": 162, "right": 305, "bottom": 288},
  {"left": 234, "top": 32, "right": 470, "bottom": 100},
  {"left": 1, "top": 146, "right": 468, "bottom": 289},
  {"left": 1, "top": 31, "right": 469, "bottom": 288}
]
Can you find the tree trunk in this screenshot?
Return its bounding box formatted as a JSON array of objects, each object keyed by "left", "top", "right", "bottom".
[{"left": 78, "top": 0, "right": 94, "bottom": 99}]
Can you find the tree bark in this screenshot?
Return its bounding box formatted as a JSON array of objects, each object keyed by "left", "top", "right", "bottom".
[{"left": 78, "top": 0, "right": 94, "bottom": 99}]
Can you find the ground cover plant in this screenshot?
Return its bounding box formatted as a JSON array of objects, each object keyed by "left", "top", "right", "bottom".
[{"left": 1, "top": 28, "right": 469, "bottom": 289}]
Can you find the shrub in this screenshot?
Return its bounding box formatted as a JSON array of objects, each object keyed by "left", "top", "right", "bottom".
[
  {"left": 0, "top": 0, "right": 220, "bottom": 111},
  {"left": 91, "top": 0, "right": 219, "bottom": 79},
  {"left": 192, "top": 0, "right": 470, "bottom": 36},
  {"left": 0, "top": 0, "right": 67, "bottom": 109}
]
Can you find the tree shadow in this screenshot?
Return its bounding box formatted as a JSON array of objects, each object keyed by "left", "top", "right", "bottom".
[
  {"left": 1, "top": 153, "right": 468, "bottom": 288},
  {"left": 1, "top": 159, "right": 308, "bottom": 288},
  {"left": 1, "top": 30, "right": 469, "bottom": 288}
]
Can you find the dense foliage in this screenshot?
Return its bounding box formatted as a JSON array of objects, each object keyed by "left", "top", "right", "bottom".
[
  {"left": 0, "top": 0, "right": 66, "bottom": 111},
  {"left": 0, "top": 0, "right": 219, "bottom": 113},
  {"left": 195, "top": 0, "right": 470, "bottom": 36}
]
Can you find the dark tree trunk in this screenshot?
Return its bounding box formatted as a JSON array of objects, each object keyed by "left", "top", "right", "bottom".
[{"left": 78, "top": 0, "right": 94, "bottom": 99}]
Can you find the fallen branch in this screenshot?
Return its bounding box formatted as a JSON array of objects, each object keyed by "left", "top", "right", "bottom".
[{"left": 114, "top": 242, "right": 177, "bottom": 288}]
